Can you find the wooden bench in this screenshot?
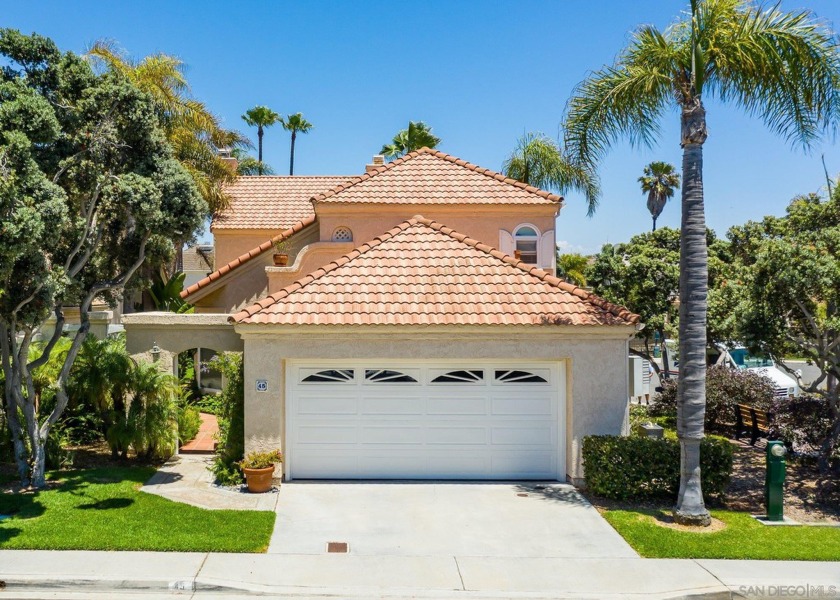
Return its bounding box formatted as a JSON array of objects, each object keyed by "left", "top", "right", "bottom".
[{"left": 734, "top": 404, "right": 773, "bottom": 445}]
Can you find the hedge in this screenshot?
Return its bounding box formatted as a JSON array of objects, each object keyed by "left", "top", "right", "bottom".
[{"left": 582, "top": 435, "right": 734, "bottom": 501}]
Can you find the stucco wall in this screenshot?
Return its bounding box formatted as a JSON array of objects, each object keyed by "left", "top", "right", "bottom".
[
  {"left": 314, "top": 204, "right": 559, "bottom": 258},
  {"left": 213, "top": 229, "right": 278, "bottom": 266},
  {"left": 191, "top": 226, "right": 319, "bottom": 313},
  {"left": 238, "top": 327, "right": 632, "bottom": 483}
]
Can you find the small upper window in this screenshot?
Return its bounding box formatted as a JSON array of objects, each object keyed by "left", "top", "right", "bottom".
[
  {"left": 515, "top": 226, "right": 539, "bottom": 264},
  {"left": 332, "top": 227, "right": 353, "bottom": 242}
]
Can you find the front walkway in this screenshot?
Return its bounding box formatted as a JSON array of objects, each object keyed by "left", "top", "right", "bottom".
[
  {"left": 269, "top": 481, "right": 637, "bottom": 557},
  {"left": 179, "top": 413, "right": 218, "bottom": 454},
  {"left": 141, "top": 454, "right": 278, "bottom": 511}
]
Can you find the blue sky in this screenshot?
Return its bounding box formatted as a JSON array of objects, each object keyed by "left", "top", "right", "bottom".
[{"left": 7, "top": 1, "right": 840, "bottom": 252}]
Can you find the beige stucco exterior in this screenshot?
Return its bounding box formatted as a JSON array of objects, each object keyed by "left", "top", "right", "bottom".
[
  {"left": 235, "top": 325, "right": 635, "bottom": 484},
  {"left": 190, "top": 224, "right": 319, "bottom": 313},
  {"left": 213, "top": 229, "right": 281, "bottom": 267}
]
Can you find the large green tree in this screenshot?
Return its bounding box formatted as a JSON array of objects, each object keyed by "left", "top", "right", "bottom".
[
  {"left": 242, "top": 106, "right": 281, "bottom": 174},
  {"left": 639, "top": 161, "right": 680, "bottom": 231},
  {"left": 0, "top": 30, "right": 205, "bottom": 487},
  {"left": 380, "top": 121, "right": 440, "bottom": 160},
  {"left": 564, "top": 0, "right": 840, "bottom": 525},
  {"left": 730, "top": 189, "right": 840, "bottom": 471},
  {"left": 281, "top": 113, "right": 312, "bottom": 175},
  {"left": 503, "top": 132, "right": 600, "bottom": 210}
]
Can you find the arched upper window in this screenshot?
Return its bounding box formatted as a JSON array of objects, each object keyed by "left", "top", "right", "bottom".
[
  {"left": 332, "top": 227, "right": 353, "bottom": 242},
  {"left": 514, "top": 225, "right": 539, "bottom": 264}
]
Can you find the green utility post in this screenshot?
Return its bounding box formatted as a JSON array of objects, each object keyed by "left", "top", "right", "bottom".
[{"left": 765, "top": 441, "right": 787, "bottom": 521}]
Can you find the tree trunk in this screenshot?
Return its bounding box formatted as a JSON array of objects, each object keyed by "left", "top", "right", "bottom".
[
  {"left": 661, "top": 330, "right": 671, "bottom": 380},
  {"left": 257, "top": 127, "right": 264, "bottom": 175},
  {"left": 652, "top": 216, "right": 657, "bottom": 232},
  {"left": 674, "top": 98, "right": 711, "bottom": 526},
  {"left": 289, "top": 131, "right": 296, "bottom": 176}
]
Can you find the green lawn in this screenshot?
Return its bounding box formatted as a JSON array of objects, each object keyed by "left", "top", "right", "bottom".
[
  {"left": 0, "top": 467, "right": 275, "bottom": 552},
  {"left": 603, "top": 508, "right": 840, "bottom": 561}
]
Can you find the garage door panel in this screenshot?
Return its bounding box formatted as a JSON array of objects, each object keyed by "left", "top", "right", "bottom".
[
  {"left": 491, "top": 426, "right": 553, "bottom": 446},
  {"left": 426, "top": 395, "right": 488, "bottom": 415},
  {"left": 289, "top": 362, "right": 564, "bottom": 480},
  {"left": 360, "top": 395, "right": 424, "bottom": 415},
  {"left": 296, "top": 424, "right": 358, "bottom": 444},
  {"left": 360, "top": 425, "right": 424, "bottom": 445},
  {"left": 425, "top": 426, "right": 488, "bottom": 445},
  {"left": 491, "top": 395, "right": 554, "bottom": 416},
  {"left": 297, "top": 396, "right": 358, "bottom": 415}
]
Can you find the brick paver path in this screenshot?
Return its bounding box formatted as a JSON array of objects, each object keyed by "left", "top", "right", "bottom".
[{"left": 180, "top": 412, "right": 218, "bottom": 454}]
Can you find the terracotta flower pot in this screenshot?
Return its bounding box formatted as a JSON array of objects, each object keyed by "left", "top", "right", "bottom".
[
  {"left": 273, "top": 253, "right": 289, "bottom": 266},
  {"left": 243, "top": 466, "right": 275, "bottom": 493}
]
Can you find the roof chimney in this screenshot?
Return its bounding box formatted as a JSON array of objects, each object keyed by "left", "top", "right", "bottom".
[
  {"left": 365, "top": 154, "right": 386, "bottom": 173},
  {"left": 218, "top": 147, "right": 239, "bottom": 174}
]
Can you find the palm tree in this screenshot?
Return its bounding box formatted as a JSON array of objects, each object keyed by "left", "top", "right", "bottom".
[
  {"left": 639, "top": 162, "right": 680, "bottom": 231},
  {"left": 556, "top": 253, "right": 589, "bottom": 287},
  {"left": 281, "top": 113, "right": 313, "bottom": 175},
  {"left": 86, "top": 42, "right": 249, "bottom": 215},
  {"left": 231, "top": 148, "right": 275, "bottom": 176},
  {"left": 564, "top": 0, "right": 840, "bottom": 526},
  {"left": 242, "top": 106, "right": 282, "bottom": 174},
  {"left": 381, "top": 121, "right": 441, "bottom": 159},
  {"left": 503, "top": 132, "right": 600, "bottom": 210}
]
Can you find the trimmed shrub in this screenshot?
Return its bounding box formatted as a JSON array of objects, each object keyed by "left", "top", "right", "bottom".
[
  {"left": 177, "top": 405, "right": 201, "bottom": 444},
  {"left": 582, "top": 434, "right": 734, "bottom": 501},
  {"left": 650, "top": 365, "right": 776, "bottom": 430}
]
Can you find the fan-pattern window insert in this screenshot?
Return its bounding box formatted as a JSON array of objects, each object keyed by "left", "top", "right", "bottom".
[
  {"left": 332, "top": 227, "right": 353, "bottom": 242},
  {"left": 494, "top": 369, "right": 548, "bottom": 384},
  {"left": 365, "top": 369, "right": 418, "bottom": 383},
  {"left": 431, "top": 369, "right": 484, "bottom": 383},
  {"left": 302, "top": 369, "right": 355, "bottom": 383}
]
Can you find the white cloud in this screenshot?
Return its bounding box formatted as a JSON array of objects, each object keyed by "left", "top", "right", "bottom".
[{"left": 556, "top": 240, "right": 593, "bottom": 255}]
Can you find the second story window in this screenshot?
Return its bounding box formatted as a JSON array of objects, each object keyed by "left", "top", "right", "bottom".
[
  {"left": 332, "top": 226, "right": 353, "bottom": 242},
  {"left": 514, "top": 226, "right": 539, "bottom": 264}
]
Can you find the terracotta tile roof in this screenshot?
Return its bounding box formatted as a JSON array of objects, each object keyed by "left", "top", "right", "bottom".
[
  {"left": 231, "top": 216, "right": 638, "bottom": 326},
  {"left": 311, "top": 148, "right": 563, "bottom": 206},
  {"left": 182, "top": 245, "right": 214, "bottom": 272},
  {"left": 212, "top": 176, "right": 351, "bottom": 230},
  {"left": 181, "top": 216, "right": 316, "bottom": 299}
]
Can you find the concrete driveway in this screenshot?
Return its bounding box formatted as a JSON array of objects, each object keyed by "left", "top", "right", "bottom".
[{"left": 268, "top": 482, "right": 637, "bottom": 558}]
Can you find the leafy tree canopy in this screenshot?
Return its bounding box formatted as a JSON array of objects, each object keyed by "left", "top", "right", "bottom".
[
  {"left": 0, "top": 29, "right": 205, "bottom": 486},
  {"left": 729, "top": 186, "right": 840, "bottom": 470},
  {"left": 381, "top": 121, "right": 440, "bottom": 160}
]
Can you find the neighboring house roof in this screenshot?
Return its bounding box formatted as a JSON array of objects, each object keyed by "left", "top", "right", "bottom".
[
  {"left": 311, "top": 148, "right": 563, "bottom": 206},
  {"left": 232, "top": 216, "right": 638, "bottom": 326},
  {"left": 181, "top": 216, "right": 317, "bottom": 299},
  {"left": 212, "top": 176, "right": 351, "bottom": 231},
  {"left": 182, "top": 245, "right": 214, "bottom": 272}
]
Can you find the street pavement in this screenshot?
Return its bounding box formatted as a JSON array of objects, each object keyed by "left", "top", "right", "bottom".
[{"left": 0, "top": 550, "right": 838, "bottom": 599}]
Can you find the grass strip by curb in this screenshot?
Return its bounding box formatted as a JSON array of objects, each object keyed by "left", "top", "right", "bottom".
[{"left": 0, "top": 467, "right": 274, "bottom": 552}]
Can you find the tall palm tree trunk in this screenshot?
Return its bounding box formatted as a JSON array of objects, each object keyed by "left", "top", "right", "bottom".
[
  {"left": 257, "top": 127, "right": 264, "bottom": 175},
  {"left": 289, "top": 130, "right": 296, "bottom": 176},
  {"left": 652, "top": 216, "right": 657, "bottom": 232},
  {"left": 675, "top": 99, "right": 711, "bottom": 526}
]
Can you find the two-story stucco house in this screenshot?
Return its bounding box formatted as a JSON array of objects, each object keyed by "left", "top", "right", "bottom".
[{"left": 124, "top": 148, "right": 641, "bottom": 485}]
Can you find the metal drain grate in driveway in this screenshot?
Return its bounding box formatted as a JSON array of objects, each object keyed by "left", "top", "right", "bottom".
[{"left": 327, "top": 542, "right": 349, "bottom": 553}]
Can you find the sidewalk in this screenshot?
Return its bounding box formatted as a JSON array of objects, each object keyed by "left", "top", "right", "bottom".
[
  {"left": 140, "top": 454, "right": 278, "bottom": 511},
  {"left": 0, "top": 550, "right": 838, "bottom": 599}
]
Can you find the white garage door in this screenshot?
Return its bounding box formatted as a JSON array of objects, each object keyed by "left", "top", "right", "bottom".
[{"left": 286, "top": 361, "right": 565, "bottom": 480}]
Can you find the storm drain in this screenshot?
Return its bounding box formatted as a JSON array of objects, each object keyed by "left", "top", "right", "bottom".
[{"left": 327, "top": 541, "right": 349, "bottom": 553}]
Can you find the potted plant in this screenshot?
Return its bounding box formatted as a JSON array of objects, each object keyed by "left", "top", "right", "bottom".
[
  {"left": 273, "top": 238, "right": 291, "bottom": 266},
  {"left": 239, "top": 449, "right": 282, "bottom": 493}
]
